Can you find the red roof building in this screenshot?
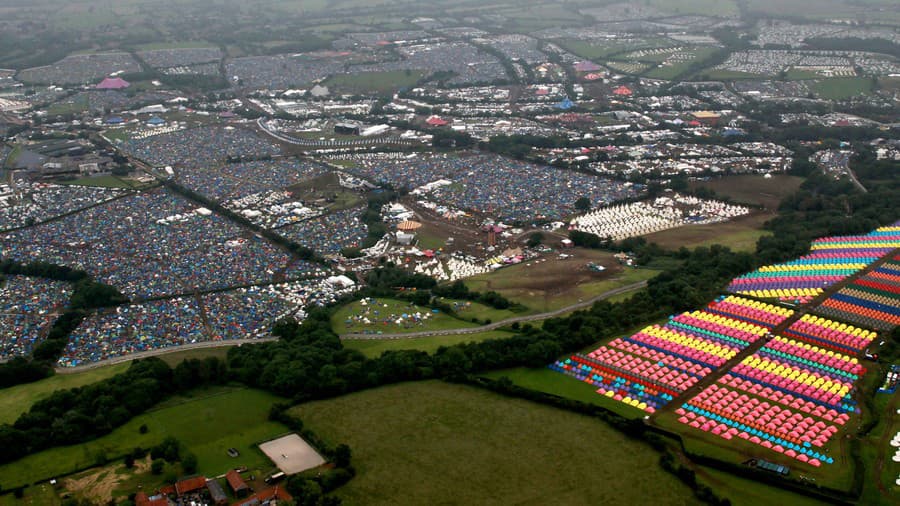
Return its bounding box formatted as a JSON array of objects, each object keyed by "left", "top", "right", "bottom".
[
  {"left": 96, "top": 77, "right": 130, "bottom": 90},
  {"left": 135, "top": 492, "right": 170, "bottom": 506},
  {"left": 612, "top": 85, "right": 632, "bottom": 96},
  {"left": 232, "top": 487, "right": 293, "bottom": 506},
  {"left": 225, "top": 470, "right": 250, "bottom": 496},
  {"left": 175, "top": 476, "right": 208, "bottom": 496},
  {"left": 425, "top": 115, "right": 448, "bottom": 126}
]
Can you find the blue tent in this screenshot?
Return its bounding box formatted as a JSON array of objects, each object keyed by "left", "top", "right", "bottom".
[{"left": 556, "top": 97, "right": 575, "bottom": 110}]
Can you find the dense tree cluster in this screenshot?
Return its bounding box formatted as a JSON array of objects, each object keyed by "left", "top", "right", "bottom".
[{"left": 0, "top": 357, "right": 225, "bottom": 466}]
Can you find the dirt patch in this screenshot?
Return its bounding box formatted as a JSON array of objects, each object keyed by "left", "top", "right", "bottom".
[{"left": 62, "top": 456, "right": 152, "bottom": 504}]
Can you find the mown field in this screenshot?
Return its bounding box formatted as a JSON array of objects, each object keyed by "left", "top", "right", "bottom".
[
  {"left": 0, "top": 387, "right": 286, "bottom": 491},
  {"left": 813, "top": 77, "right": 876, "bottom": 100},
  {"left": 343, "top": 330, "right": 515, "bottom": 358},
  {"left": 290, "top": 381, "right": 697, "bottom": 505},
  {"left": 648, "top": 0, "right": 739, "bottom": 16},
  {"left": 641, "top": 213, "right": 772, "bottom": 252},
  {"left": 324, "top": 70, "right": 425, "bottom": 94},
  {"left": 689, "top": 174, "right": 805, "bottom": 210},
  {"left": 481, "top": 366, "right": 647, "bottom": 419}
]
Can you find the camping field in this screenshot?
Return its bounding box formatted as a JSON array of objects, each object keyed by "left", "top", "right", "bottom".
[
  {"left": 652, "top": 407, "right": 857, "bottom": 494},
  {"left": 332, "top": 297, "right": 478, "bottom": 335},
  {"left": 0, "top": 387, "right": 287, "bottom": 491},
  {"left": 290, "top": 381, "right": 698, "bottom": 505}
]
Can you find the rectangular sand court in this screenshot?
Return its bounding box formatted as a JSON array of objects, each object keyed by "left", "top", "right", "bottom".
[{"left": 259, "top": 433, "right": 326, "bottom": 474}]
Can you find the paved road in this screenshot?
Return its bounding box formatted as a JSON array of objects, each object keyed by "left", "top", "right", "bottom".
[
  {"left": 55, "top": 281, "right": 649, "bottom": 371},
  {"left": 54, "top": 337, "right": 278, "bottom": 374},
  {"left": 340, "top": 280, "right": 649, "bottom": 340}
]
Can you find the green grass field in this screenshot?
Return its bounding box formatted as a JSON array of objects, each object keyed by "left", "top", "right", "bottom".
[
  {"left": 696, "top": 465, "right": 825, "bottom": 506},
  {"left": 699, "top": 69, "right": 768, "bottom": 80},
  {"left": 290, "top": 381, "right": 696, "bottom": 505},
  {"left": 58, "top": 175, "right": 139, "bottom": 189},
  {"left": 325, "top": 70, "right": 425, "bottom": 94},
  {"left": 0, "top": 482, "right": 61, "bottom": 506},
  {"left": 133, "top": 41, "right": 216, "bottom": 51},
  {"left": 0, "top": 364, "right": 130, "bottom": 425},
  {"left": 439, "top": 298, "right": 519, "bottom": 323},
  {"left": 332, "top": 297, "right": 478, "bottom": 335},
  {"left": 813, "top": 77, "right": 875, "bottom": 100},
  {"left": 648, "top": 0, "right": 739, "bottom": 16},
  {"left": 690, "top": 174, "right": 804, "bottom": 209},
  {"left": 0, "top": 387, "right": 287, "bottom": 490},
  {"left": 641, "top": 214, "right": 773, "bottom": 252},
  {"left": 481, "top": 367, "right": 647, "bottom": 419},
  {"left": 343, "top": 330, "right": 514, "bottom": 358}
]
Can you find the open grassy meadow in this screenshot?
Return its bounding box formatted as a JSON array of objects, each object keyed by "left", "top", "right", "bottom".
[
  {"left": 481, "top": 367, "right": 647, "bottom": 419},
  {"left": 641, "top": 213, "right": 772, "bottom": 252},
  {"left": 0, "top": 364, "right": 130, "bottom": 425},
  {"left": 813, "top": 77, "right": 876, "bottom": 100},
  {"left": 690, "top": 174, "right": 804, "bottom": 209},
  {"left": 648, "top": 0, "right": 739, "bottom": 16},
  {"left": 324, "top": 70, "right": 425, "bottom": 94},
  {"left": 0, "top": 387, "right": 286, "bottom": 490},
  {"left": 343, "top": 330, "right": 515, "bottom": 358},
  {"left": 695, "top": 465, "right": 826, "bottom": 506},
  {"left": 290, "top": 381, "right": 696, "bottom": 505}
]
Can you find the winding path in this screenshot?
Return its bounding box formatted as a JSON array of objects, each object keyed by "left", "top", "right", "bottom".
[
  {"left": 53, "top": 281, "right": 649, "bottom": 372},
  {"left": 339, "top": 280, "right": 648, "bottom": 340}
]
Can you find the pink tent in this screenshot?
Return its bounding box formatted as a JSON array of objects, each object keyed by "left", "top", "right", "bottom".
[{"left": 96, "top": 77, "right": 130, "bottom": 90}]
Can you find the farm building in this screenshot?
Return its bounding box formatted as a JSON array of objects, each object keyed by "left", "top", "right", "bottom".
[{"left": 226, "top": 469, "right": 251, "bottom": 496}]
